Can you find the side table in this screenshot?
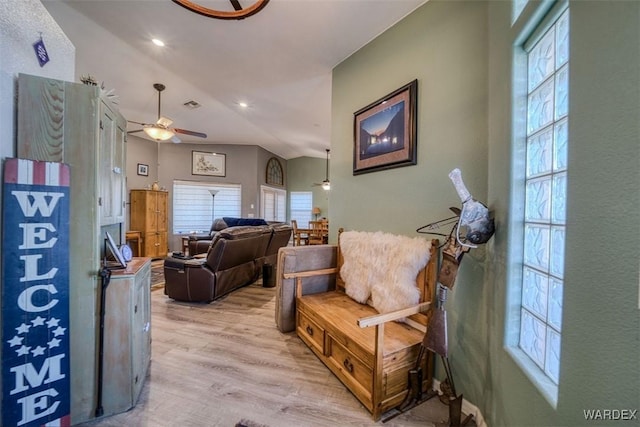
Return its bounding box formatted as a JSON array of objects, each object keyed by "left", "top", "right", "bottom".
[
  {"left": 181, "top": 236, "right": 190, "bottom": 255},
  {"left": 125, "top": 231, "right": 142, "bottom": 257}
]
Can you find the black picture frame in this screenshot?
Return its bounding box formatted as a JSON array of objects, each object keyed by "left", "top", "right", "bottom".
[
  {"left": 137, "top": 163, "right": 149, "bottom": 176},
  {"left": 353, "top": 79, "right": 418, "bottom": 175}
]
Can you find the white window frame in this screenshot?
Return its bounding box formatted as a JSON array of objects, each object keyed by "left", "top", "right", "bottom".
[
  {"left": 261, "top": 185, "right": 286, "bottom": 222},
  {"left": 172, "top": 180, "right": 241, "bottom": 234},
  {"left": 290, "top": 191, "right": 313, "bottom": 228}
]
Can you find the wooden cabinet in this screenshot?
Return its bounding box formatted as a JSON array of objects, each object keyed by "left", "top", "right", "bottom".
[
  {"left": 18, "top": 73, "right": 127, "bottom": 229},
  {"left": 17, "top": 73, "right": 128, "bottom": 422},
  {"left": 102, "top": 258, "right": 152, "bottom": 416},
  {"left": 99, "top": 104, "right": 127, "bottom": 225},
  {"left": 130, "top": 190, "right": 168, "bottom": 258}
]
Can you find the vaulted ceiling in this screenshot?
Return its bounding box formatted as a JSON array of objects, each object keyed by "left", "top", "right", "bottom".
[{"left": 43, "top": 0, "right": 427, "bottom": 159}]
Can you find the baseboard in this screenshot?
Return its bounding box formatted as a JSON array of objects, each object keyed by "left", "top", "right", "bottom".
[{"left": 432, "top": 379, "right": 487, "bottom": 427}]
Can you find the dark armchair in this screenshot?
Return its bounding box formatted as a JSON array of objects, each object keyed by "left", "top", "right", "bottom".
[{"left": 186, "top": 218, "right": 230, "bottom": 255}]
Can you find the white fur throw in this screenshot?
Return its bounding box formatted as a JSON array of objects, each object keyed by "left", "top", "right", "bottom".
[{"left": 340, "top": 231, "right": 432, "bottom": 315}]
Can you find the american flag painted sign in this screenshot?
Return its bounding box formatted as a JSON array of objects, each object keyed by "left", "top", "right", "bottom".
[{"left": 2, "top": 158, "right": 71, "bottom": 427}]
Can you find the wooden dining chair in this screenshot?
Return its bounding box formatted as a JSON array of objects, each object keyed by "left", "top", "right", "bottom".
[
  {"left": 291, "top": 220, "right": 308, "bottom": 246},
  {"left": 308, "top": 220, "right": 327, "bottom": 245}
]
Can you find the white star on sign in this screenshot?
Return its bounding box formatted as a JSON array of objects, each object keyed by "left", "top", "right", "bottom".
[
  {"left": 48, "top": 337, "right": 61, "bottom": 349},
  {"left": 7, "top": 335, "right": 23, "bottom": 347},
  {"left": 16, "top": 323, "right": 30, "bottom": 334},
  {"left": 53, "top": 326, "right": 66, "bottom": 337},
  {"left": 31, "top": 316, "right": 46, "bottom": 327},
  {"left": 16, "top": 345, "right": 31, "bottom": 356},
  {"left": 31, "top": 346, "right": 46, "bottom": 357},
  {"left": 46, "top": 317, "right": 60, "bottom": 328}
]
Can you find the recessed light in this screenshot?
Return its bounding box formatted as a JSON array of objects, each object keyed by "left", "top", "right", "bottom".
[
  {"left": 238, "top": 102, "right": 248, "bottom": 108},
  {"left": 152, "top": 38, "right": 165, "bottom": 47}
]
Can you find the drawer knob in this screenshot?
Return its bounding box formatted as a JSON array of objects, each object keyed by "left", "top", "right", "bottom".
[
  {"left": 343, "top": 358, "right": 354, "bottom": 373},
  {"left": 306, "top": 325, "right": 313, "bottom": 336}
]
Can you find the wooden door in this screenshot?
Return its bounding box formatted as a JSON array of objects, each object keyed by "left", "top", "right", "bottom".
[
  {"left": 98, "top": 99, "right": 127, "bottom": 225},
  {"left": 156, "top": 191, "right": 168, "bottom": 232},
  {"left": 112, "top": 117, "right": 127, "bottom": 223},
  {"left": 99, "top": 106, "right": 115, "bottom": 224}
]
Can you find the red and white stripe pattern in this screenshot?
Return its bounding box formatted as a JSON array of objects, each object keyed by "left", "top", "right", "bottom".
[
  {"left": 41, "top": 414, "right": 71, "bottom": 427},
  {"left": 4, "top": 158, "right": 70, "bottom": 187}
]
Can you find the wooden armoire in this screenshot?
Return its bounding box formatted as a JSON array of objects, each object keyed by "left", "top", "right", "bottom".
[{"left": 129, "top": 189, "right": 168, "bottom": 258}]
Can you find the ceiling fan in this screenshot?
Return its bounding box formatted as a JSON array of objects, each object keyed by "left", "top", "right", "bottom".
[
  {"left": 127, "top": 83, "right": 207, "bottom": 143},
  {"left": 312, "top": 149, "right": 331, "bottom": 190}
]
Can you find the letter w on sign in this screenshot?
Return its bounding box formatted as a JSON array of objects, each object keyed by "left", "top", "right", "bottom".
[{"left": 2, "top": 158, "right": 71, "bottom": 427}]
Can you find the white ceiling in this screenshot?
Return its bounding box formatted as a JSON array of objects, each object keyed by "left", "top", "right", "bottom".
[{"left": 42, "top": 0, "right": 427, "bottom": 159}]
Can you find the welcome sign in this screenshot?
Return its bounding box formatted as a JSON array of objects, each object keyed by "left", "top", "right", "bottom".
[{"left": 2, "top": 158, "right": 71, "bottom": 426}]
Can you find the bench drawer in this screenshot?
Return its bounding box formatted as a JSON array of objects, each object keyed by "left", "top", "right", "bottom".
[
  {"left": 326, "top": 334, "right": 373, "bottom": 407},
  {"left": 297, "top": 311, "right": 325, "bottom": 354}
]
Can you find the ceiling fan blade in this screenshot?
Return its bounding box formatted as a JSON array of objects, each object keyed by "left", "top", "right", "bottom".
[
  {"left": 127, "top": 129, "right": 145, "bottom": 134},
  {"left": 127, "top": 120, "right": 151, "bottom": 126},
  {"left": 230, "top": 0, "right": 242, "bottom": 11},
  {"left": 173, "top": 128, "right": 207, "bottom": 138}
]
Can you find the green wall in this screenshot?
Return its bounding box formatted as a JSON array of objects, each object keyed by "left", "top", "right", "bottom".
[
  {"left": 287, "top": 156, "right": 329, "bottom": 223},
  {"left": 332, "top": 1, "right": 640, "bottom": 425},
  {"left": 331, "top": 0, "right": 489, "bottom": 238},
  {"left": 332, "top": 0, "right": 491, "bottom": 416}
]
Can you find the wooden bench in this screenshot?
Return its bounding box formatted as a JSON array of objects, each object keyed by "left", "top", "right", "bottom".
[{"left": 285, "top": 231, "right": 438, "bottom": 420}]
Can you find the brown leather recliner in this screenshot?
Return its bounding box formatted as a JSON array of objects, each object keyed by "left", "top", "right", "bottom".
[
  {"left": 164, "top": 226, "right": 272, "bottom": 302},
  {"left": 260, "top": 223, "right": 293, "bottom": 268},
  {"left": 186, "top": 218, "right": 231, "bottom": 256}
]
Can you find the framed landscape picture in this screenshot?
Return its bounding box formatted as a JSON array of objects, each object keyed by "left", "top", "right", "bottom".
[
  {"left": 192, "top": 151, "right": 226, "bottom": 177},
  {"left": 353, "top": 79, "right": 418, "bottom": 175}
]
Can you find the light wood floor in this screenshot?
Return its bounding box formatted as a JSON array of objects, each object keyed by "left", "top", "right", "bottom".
[{"left": 79, "top": 282, "right": 458, "bottom": 427}]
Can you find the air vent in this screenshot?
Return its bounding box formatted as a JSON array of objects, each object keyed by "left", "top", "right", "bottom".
[{"left": 183, "top": 100, "right": 201, "bottom": 109}]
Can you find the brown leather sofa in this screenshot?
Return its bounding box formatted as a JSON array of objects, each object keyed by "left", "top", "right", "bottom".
[
  {"left": 187, "top": 217, "right": 284, "bottom": 256},
  {"left": 261, "top": 223, "right": 294, "bottom": 267},
  {"left": 164, "top": 224, "right": 291, "bottom": 302}
]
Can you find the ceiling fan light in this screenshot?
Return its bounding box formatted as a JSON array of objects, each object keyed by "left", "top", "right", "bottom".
[
  {"left": 322, "top": 148, "right": 331, "bottom": 190},
  {"left": 143, "top": 126, "right": 175, "bottom": 141}
]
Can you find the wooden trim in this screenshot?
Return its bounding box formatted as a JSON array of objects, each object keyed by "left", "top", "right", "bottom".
[
  {"left": 357, "top": 302, "right": 432, "bottom": 328},
  {"left": 172, "top": 0, "right": 269, "bottom": 20},
  {"left": 283, "top": 267, "right": 338, "bottom": 280},
  {"left": 290, "top": 267, "right": 339, "bottom": 298},
  {"left": 372, "top": 323, "right": 384, "bottom": 420}
]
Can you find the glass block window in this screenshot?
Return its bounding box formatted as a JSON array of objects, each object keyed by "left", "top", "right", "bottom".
[{"left": 519, "top": 9, "right": 569, "bottom": 385}]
